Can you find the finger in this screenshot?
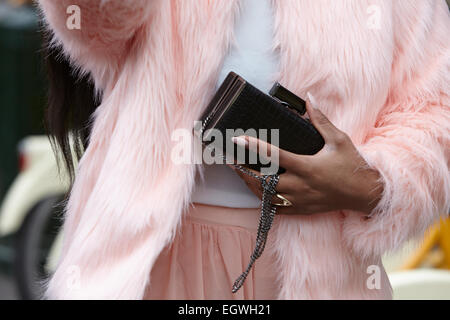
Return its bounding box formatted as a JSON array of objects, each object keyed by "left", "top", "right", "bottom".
[
  {"left": 276, "top": 206, "right": 310, "bottom": 216},
  {"left": 274, "top": 172, "right": 300, "bottom": 193},
  {"left": 306, "top": 92, "right": 342, "bottom": 144},
  {"left": 231, "top": 135, "right": 296, "bottom": 169},
  {"left": 228, "top": 165, "right": 263, "bottom": 192}
]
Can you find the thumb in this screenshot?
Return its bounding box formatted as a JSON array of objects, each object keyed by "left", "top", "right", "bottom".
[{"left": 306, "top": 92, "right": 339, "bottom": 143}]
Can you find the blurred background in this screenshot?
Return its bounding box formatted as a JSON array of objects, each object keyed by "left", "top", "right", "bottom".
[{"left": 0, "top": 0, "right": 449, "bottom": 300}]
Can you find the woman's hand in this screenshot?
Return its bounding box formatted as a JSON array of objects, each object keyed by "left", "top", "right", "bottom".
[{"left": 229, "top": 93, "right": 384, "bottom": 216}]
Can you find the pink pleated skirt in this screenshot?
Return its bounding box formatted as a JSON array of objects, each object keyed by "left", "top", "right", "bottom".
[{"left": 143, "top": 203, "right": 280, "bottom": 299}]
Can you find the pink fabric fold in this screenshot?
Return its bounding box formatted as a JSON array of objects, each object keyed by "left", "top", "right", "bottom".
[{"left": 144, "top": 203, "right": 279, "bottom": 299}]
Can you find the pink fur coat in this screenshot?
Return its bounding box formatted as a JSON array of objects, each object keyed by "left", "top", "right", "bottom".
[{"left": 37, "top": 0, "right": 450, "bottom": 299}]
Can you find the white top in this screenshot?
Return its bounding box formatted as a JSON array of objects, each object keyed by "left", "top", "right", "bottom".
[{"left": 191, "top": 0, "right": 280, "bottom": 208}]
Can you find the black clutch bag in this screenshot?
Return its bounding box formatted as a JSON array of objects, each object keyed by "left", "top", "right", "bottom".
[
  {"left": 196, "top": 71, "right": 324, "bottom": 174},
  {"left": 195, "top": 71, "right": 325, "bottom": 293}
]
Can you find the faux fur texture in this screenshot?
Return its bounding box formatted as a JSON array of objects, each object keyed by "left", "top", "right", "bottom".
[{"left": 37, "top": 0, "right": 450, "bottom": 299}]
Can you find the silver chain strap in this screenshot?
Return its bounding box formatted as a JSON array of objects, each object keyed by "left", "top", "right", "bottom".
[
  {"left": 198, "top": 119, "right": 280, "bottom": 293},
  {"left": 229, "top": 164, "right": 279, "bottom": 293}
]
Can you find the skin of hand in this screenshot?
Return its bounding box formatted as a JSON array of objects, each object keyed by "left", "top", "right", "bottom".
[{"left": 229, "top": 92, "right": 384, "bottom": 216}]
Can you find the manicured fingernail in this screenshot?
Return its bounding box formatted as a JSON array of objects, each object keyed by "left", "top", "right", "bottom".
[
  {"left": 232, "top": 136, "right": 248, "bottom": 148},
  {"left": 307, "top": 92, "right": 319, "bottom": 109}
]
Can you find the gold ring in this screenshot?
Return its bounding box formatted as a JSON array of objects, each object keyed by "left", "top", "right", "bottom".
[{"left": 273, "top": 194, "right": 293, "bottom": 207}]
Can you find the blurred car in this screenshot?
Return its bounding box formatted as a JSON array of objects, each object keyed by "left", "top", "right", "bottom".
[{"left": 0, "top": 135, "right": 70, "bottom": 299}]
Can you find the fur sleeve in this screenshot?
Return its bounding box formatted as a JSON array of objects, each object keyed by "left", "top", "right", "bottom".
[
  {"left": 37, "top": 0, "right": 156, "bottom": 83},
  {"left": 342, "top": 0, "right": 450, "bottom": 260}
]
